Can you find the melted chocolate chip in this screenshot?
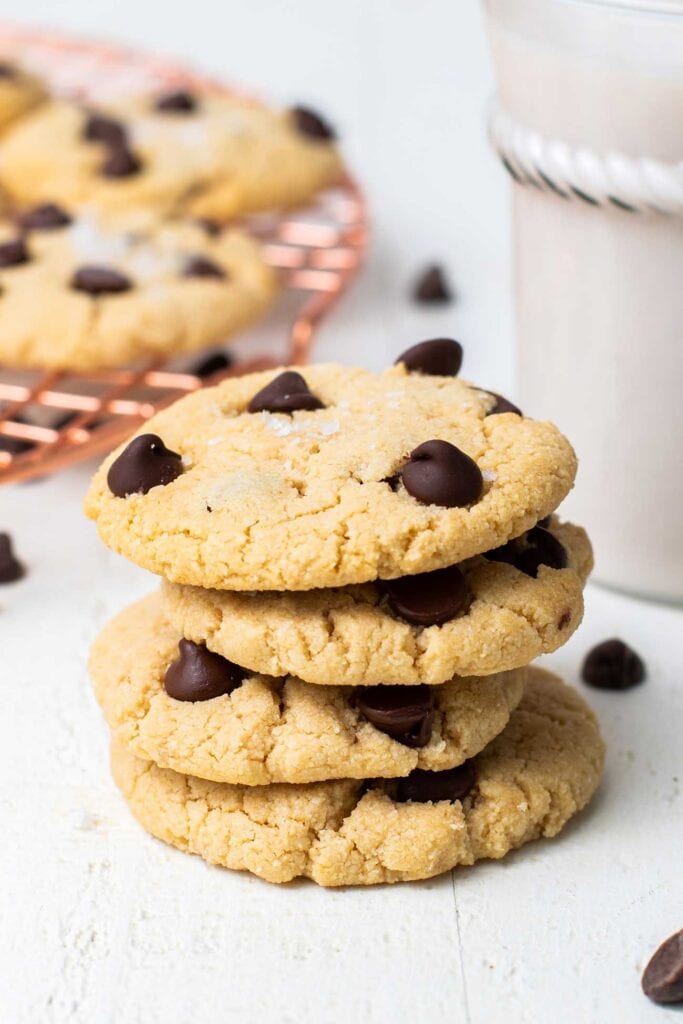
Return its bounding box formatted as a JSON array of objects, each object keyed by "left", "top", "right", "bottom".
[
  {"left": 396, "top": 338, "right": 463, "bottom": 377},
  {"left": 401, "top": 439, "right": 483, "bottom": 508},
  {"left": 581, "top": 639, "right": 646, "bottom": 690},
  {"left": 486, "top": 526, "right": 567, "bottom": 577},
  {"left": 19, "top": 203, "right": 72, "bottom": 231},
  {"left": 642, "top": 930, "right": 683, "bottom": 1004},
  {"left": 155, "top": 90, "right": 198, "bottom": 113},
  {"left": 182, "top": 256, "right": 226, "bottom": 280},
  {"left": 100, "top": 146, "right": 142, "bottom": 178},
  {"left": 248, "top": 371, "right": 325, "bottom": 414},
  {"left": 291, "top": 106, "right": 336, "bottom": 141},
  {"left": 0, "top": 532, "right": 26, "bottom": 583},
  {"left": 357, "top": 685, "right": 435, "bottom": 747},
  {"left": 107, "top": 433, "right": 183, "bottom": 497},
  {"left": 71, "top": 265, "right": 132, "bottom": 295},
  {"left": 381, "top": 564, "right": 470, "bottom": 627},
  {"left": 0, "top": 238, "right": 29, "bottom": 268},
  {"left": 485, "top": 390, "right": 522, "bottom": 416},
  {"left": 83, "top": 113, "right": 128, "bottom": 146},
  {"left": 392, "top": 761, "right": 476, "bottom": 803},
  {"left": 164, "top": 639, "right": 245, "bottom": 701},
  {"left": 413, "top": 265, "right": 453, "bottom": 304},
  {"left": 192, "top": 350, "right": 233, "bottom": 379}
]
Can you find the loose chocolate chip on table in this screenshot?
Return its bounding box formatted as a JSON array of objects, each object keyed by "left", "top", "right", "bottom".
[
  {"left": 164, "top": 639, "right": 245, "bottom": 702},
  {"left": 396, "top": 338, "right": 463, "bottom": 377},
  {"left": 357, "top": 685, "right": 435, "bottom": 748},
  {"left": 107, "top": 433, "right": 183, "bottom": 497},
  {"left": 192, "top": 350, "right": 233, "bottom": 379},
  {"left": 582, "top": 638, "right": 645, "bottom": 690},
  {"left": 291, "top": 105, "right": 336, "bottom": 141},
  {"left": 401, "top": 439, "right": 483, "bottom": 508},
  {"left": 19, "top": 203, "right": 72, "bottom": 231},
  {"left": 100, "top": 146, "right": 142, "bottom": 178},
  {"left": 642, "top": 931, "right": 683, "bottom": 1005},
  {"left": 83, "top": 113, "right": 128, "bottom": 146},
  {"left": 486, "top": 526, "right": 567, "bottom": 578},
  {"left": 484, "top": 390, "right": 522, "bottom": 417},
  {"left": 248, "top": 371, "right": 325, "bottom": 414},
  {"left": 412, "top": 264, "right": 453, "bottom": 304},
  {"left": 71, "top": 265, "right": 132, "bottom": 295},
  {"left": 0, "top": 238, "right": 29, "bottom": 268},
  {"left": 0, "top": 532, "right": 26, "bottom": 583},
  {"left": 182, "top": 256, "right": 227, "bottom": 280},
  {"left": 155, "top": 90, "right": 198, "bottom": 113},
  {"left": 392, "top": 761, "right": 476, "bottom": 803},
  {"left": 382, "top": 564, "right": 470, "bottom": 627}
]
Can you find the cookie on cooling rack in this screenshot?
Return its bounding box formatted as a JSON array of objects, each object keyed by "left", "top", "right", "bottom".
[
  {"left": 0, "top": 61, "right": 46, "bottom": 135},
  {"left": 0, "top": 205, "right": 277, "bottom": 370},
  {"left": 0, "top": 92, "right": 342, "bottom": 218}
]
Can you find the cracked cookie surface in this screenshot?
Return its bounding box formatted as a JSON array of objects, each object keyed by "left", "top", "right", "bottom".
[
  {"left": 85, "top": 363, "right": 577, "bottom": 590},
  {"left": 91, "top": 592, "right": 525, "bottom": 784},
  {"left": 0, "top": 209, "right": 276, "bottom": 369},
  {"left": 162, "top": 518, "right": 591, "bottom": 686},
  {"left": 110, "top": 668, "right": 605, "bottom": 885}
]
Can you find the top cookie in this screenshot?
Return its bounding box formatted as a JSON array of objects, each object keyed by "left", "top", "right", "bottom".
[
  {"left": 0, "top": 62, "right": 46, "bottom": 135},
  {"left": 84, "top": 361, "right": 577, "bottom": 590},
  {"left": 0, "top": 93, "right": 342, "bottom": 219}
]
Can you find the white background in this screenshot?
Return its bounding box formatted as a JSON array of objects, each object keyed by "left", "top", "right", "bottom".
[{"left": 1, "top": 3, "right": 682, "bottom": 1023}]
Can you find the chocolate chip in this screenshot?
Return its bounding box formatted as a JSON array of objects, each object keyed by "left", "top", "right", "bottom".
[
  {"left": 0, "top": 532, "right": 26, "bottom": 583},
  {"left": 382, "top": 564, "right": 469, "bottom": 626},
  {"left": 486, "top": 526, "right": 567, "bottom": 577},
  {"left": 100, "top": 146, "right": 142, "bottom": 178},
  {"left": 71, "top": 265, "right": 132, "bottom": 295},
  {"left": 413, "top": 265, "right": 453, "bottom": 304},
  {"left": 485, "top": 390, "right": 522, "bottom": 416},
  {"left": 401, "top": 439, "right": 483, "bottom": 508},
  {"left": 164, "top": 639, "right": 245, "bottom": 701},
  {"left": 558, "top": 610, "right": 571, "bottom": 630},
  {"left": 0, "top": 63, "right": 17, "bottom": 79},
  {"left": 83, "top": 113, "right": 127, "bottom": 146},
  {"left": 357, "top": 685, "right": 435, "bottom": 747},
  {"left": 392, "top": 761, "right": 476, "bottom": 803},
  {"left": 248, "top": 371, "right": 325, "bottom": 414},
  {"left": 291, "top": 106, "right": 336, "bottom": 141},
  {"left": 581, "top": 639, "right": 645, "bottom": 690},
  {"left": 19, "top": 203, "right": 72, "bottom": 231},
  {"left": 642, "top": 931, "right": 683, "bottom": 1004},
  {"left": 192, "top": 350, "right": 233, "bottom": 379},
  {"left": 197, "top": 218, "right": 222, "bottom": 237},
  {"left": 396, "top": 338, "right": 463, "bottom": 377},
  {"left": 107, "top": 433, "right": 183, "bottom": 497},
  {"left": 0, "top": 239, "right": 29, "bottom": 268},
  {"left": 182, "top": 256, "right": 227, "bottom": 280},
  {"left": 155, "top": 90, "right": 198, "bottom": 113}
]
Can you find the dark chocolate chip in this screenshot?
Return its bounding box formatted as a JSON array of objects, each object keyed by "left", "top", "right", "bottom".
[
  {"left": 356, "top": 685, "right": 435, "bottom": 747},
  {"left": 0, "top": 532, "right": 26, "bottom": 583},
  {"left": 558, "top": 610, "right": 571, "bottom": 630},
  {"left": 0, "top": 63, "right": 17, "bottom": 79},
  {"left": 412, "top": 265, "right": 453, "bottom": 304},
  {"left": 192, "top": 350, "right": 233, "bottom": 379},
  {"left": 485, "top": 390, "right": 522, "bottom": 416},
  {"left": 19, "top": 203, "right": 72, "bottom": 231},
  {"left": 164, "top": 639, "right": 245, "bottom": 701},
  {"left": 392, "top": 761, "right": 476, "bottom": 803},
  {"left": 401, "top": 439, "right": 483, "bottom": 508},
  {"left": 83, "top": 113, "right": 128, "bottom": 146},
  {"left": 182, "top": 255, "right": 227, "bottom": 280},
  {"left": 486, "top": 526, "right": 567, "bottom": 577},
  {"left": 155, "top": 90, "right": 198, "bottom": 113},
  {"left": 248, "top": 370, "right": 325, "bottom": 414},
  {"left": 642, "top": 930, "right": 683, "bottom": 1004},
  {"left": 0, "top": 238, "right": 29, "bottom": 268},
  {"left": 291, "top": 106, "right": 336, "bottom": 141},
  {"left": 100, "top": 145, "right": 142, "bottom": 178},
  {"left": 71, "top": 265, "right": 132, "bottom": 295},
  {"left": 197, "top": 218, "right": 222, "bottom": 237},
  {"left": 396, "top": 338, "right": 463, "bottom": 377},
  {"left": 581, "top": 639, "right": 645, "bottom": 691},
  {"left": 107, "top": 433, "right": 183, "bottom": 497},
  {"left": 381, "top": 564, "right": 469, "bottom": 627}
]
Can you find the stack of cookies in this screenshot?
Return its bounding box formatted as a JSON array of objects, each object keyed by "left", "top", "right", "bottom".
[{"left": 86, "top": 341, "right": 605, "bottom": 886}]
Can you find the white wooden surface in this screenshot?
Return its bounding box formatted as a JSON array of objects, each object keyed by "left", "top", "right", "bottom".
[{"left": 1, "top": 3, "right": 682, "bottom": 1022}]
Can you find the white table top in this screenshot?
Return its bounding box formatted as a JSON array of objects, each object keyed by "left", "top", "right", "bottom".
[{"left": 1, "top": 3, "right": 681, "bottom": 1022}]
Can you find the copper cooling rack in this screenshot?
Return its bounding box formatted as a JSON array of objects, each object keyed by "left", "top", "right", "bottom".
[{"left": 0, "top": 25, "right": 367, "bottom": 484}]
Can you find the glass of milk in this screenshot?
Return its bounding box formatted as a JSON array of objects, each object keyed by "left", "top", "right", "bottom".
[{"left": 483, "top": 0, "right": 683, "bottom": 603}]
